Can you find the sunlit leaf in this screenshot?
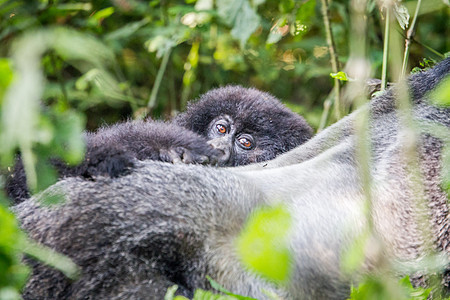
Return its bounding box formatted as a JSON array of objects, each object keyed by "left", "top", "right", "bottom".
[
  {"left": 0, "top": 59, "right": 14, "bottom": 104},
  {"left": 330, "top": 71, "right": 349, "bottom": 81},
  {"left": 90, "top": 7, "right": 115, "bottom": 22},
  {"left": 428, "top": 74, "right": 450, "bottom": 107},
  {"left": 398, "top": 276, "right": 431, "bottom": 300},
  {"left": 236, "top": 205, "right": 292, "bottom": 283},
  {"left": 293, "top": 0, "right": 316, "bottom": 37}
]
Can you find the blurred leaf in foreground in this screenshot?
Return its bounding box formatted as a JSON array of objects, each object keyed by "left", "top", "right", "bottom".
[
  {"left": 0, "top": 27, "right": 118, "bottom": 195},
  {"left": 349, "top": 275, "right": 431, "bottom": 300},
  {"left": 0, "top": 202, "right": 29, "bottom": 299},
  {"left": 164, "top": 283, "right": 238, "bottom": 300},
  {"left": 236, "top": 204, "right": 292, "bottom": 283},
  {"left": 428, "top": 74, "right": 450, "bottom": 107},
  {"left": 0, "top": 59, "right": 14, "bottom": 105}
]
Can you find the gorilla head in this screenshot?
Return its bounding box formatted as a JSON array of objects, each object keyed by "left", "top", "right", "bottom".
[{"left": 175, "top": 86, "right": 313, "bottom": 166}]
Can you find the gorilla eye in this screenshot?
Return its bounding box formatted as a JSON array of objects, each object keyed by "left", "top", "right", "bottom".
[
  {"left": 216, "top": 124, "right": 227, "bottom": 134},
  {"left": 238, "top": 137, "right": 253, "bottom": 149}
]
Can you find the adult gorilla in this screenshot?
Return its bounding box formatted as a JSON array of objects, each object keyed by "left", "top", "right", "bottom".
[{"left": 16, "top": 58, "right": 450, "bottom": 299}]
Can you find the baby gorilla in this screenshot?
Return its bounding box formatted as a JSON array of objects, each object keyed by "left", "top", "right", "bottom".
[
  {"left": 6, "top": 86, "right": 312, "bottom": 202},
  {"left": 175, "top": 86, "right": 312, "bottom": 166}
]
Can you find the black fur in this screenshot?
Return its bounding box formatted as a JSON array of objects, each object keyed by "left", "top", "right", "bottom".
[
  {"left": 6, "top": 121, "right": 220, "bottom": 201},
  {"left": 14, "top": 58, "right": 450, "bottom": 299},
  {"left": 175, "top": 86, "right": 313, "bottom": 166},
  {"left": 6, "top": 86, "right": 312, "bottom": 203}
]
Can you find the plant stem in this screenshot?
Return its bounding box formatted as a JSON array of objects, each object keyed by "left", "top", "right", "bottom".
[
  {"left": 318, "top": 94, "right": 332, "bottom": 132},
  {"left": 320, "top": 0, "right": 342, "bottom": 121},
  {"left": 381, "top": 6, "right": 390, "bottom": 91},
  {"left": 147, "top": 48, "right": 172, "bottom": 110},
  {"left": 401, "top": 0, "right": 422, "bottom": 76}
]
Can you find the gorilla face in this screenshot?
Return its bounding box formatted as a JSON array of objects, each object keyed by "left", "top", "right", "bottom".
[
  {"left": 206, "top": 114, "right": 257, "bottom": 166},
  {"left": 175, "top": 85, "right": 313, "bottom": 166}
]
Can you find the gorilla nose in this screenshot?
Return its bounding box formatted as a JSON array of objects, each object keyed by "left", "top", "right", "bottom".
[{"left": 207, "top": 137, "right": 232, "bottom": 166}]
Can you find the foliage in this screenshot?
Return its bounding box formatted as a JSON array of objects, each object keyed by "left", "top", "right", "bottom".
[
  {"left": 164, "top": 278, "right": 260, "bottom": 300},
  {"left": 236, "top": 205, "right": 292, "bottom": 283},
  {"left": 429, "top": 74, "right": 450, "bottom": 107},
  {"left": 1, "top": 0, "right": 447, "bottom": 130},
  {"left": 349, "top": 275, "right": 432, "bottom": 300},
  {"left": 0, "top": 197, "right": 29, "bottom": 300},
  {"left": 164, "top": 283, "right": 245, "bottom": 300},
  {"left": 0, "top": 0, "right": 448, "bottom": 298},
  {"left": 428, "top": 74, "right": 450, "bottom": 196}
]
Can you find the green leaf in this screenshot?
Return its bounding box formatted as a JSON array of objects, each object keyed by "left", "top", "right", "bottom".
[
  {"left": 330, "top": 71, "right": 349, "bottom": 81},
  {"left": 428, "top": 74, "right": 450, "bottom": 107},
  {"left": 0, "top": 203, "right": 30, "bottom": 292},
  {"left": 0, "top": 27, "right": 115, "bottom": 189},
  {"left": 279, "top": 0, "right": 294, "bottom": 13},
  {"left": 236, "top": 205, "right": 292, "bottom": 283},
  {"left": 164, "top": 285, "right": 179, "bottom": 300},
  {"left": 33, "top": 159, "right": 58, "bottom": 195},
  {"left": 398, "top": 276, "right": 431, "bottom": 300},
  {"left": 90, "top": 7, "right": 115, "bottom": 22},
  {"left": 51, "top": 110, "right": 86, "bottom": 165},
  {"left": 0, "top": 58, "right": 14, "bottom": 104},
  {"left": 105, "top": 18, "right": 150, "bottom": 41},
  {"left": 217, "top": 0, "right": 260, "bottom": 47},
  {"left": 21, "top": 238, "right": 80, "bottom": 280},
  {"left": 206, "top": 276, "right": 256, "bottom": 300},
  {"left": 349, "top": 275, "right": 431, "bottom": 300},
  {"left": 293, "top": 0, "right": 316, "bottom": 37},
  {"left": 341, "top": 231, "right": 369, "bottom": 274},
  {"left": 192, "top": 289, "right": 236, "bottom": 299}
]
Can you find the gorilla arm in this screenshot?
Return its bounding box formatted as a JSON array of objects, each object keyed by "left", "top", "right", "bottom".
[{"left": 6, "top": 121, "right": 220, "bottom": 202}]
